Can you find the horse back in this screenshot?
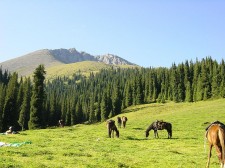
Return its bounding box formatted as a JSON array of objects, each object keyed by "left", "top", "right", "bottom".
[
  {"left": 158, "top": 121, "right": 172, "bottom": 130},
  {"left": 207, "top": 125, "right": 225, "bottom": 146}
]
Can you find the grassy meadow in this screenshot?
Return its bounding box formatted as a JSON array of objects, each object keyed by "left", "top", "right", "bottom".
[
  {"left": 1, "top": 99, "right": 225, "bottom": 168},
  {"left": 45, "top": 61, "right": 138, "bottom": 80}
]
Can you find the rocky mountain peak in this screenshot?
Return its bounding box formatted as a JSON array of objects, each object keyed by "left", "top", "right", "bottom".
[
  {"left": 95, "top": 54, "right": 135, "bottom": 65},
  {"left": 0, "top": 48, "right": 137, "bottom": 77}
]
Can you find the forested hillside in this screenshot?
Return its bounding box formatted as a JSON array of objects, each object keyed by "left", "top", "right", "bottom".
[{"left": 0, "top": 57, "right": 225, "bottom": 131}]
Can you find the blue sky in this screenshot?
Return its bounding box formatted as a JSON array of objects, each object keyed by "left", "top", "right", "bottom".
[{"left": 1, "top": 0, "right": 225, "bottom": 67}]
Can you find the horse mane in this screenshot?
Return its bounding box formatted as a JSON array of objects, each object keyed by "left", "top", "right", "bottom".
[{"left": 146, "top": 122, "right": 154, "bottom": 132}]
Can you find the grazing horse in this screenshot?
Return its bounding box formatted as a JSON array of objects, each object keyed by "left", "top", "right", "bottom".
[
  {"left": 58, "top": 119, "right": 64, "bottom": 127},
  {"left": 121, "top": 116, "right": 128, "bottom": 128},
  {"left": 145, "top": 120, "right": 172, "bottom": 139},
  {"left": 205, "top": 121, "right": 225, "bottom": 168},
  {"left": 106, "top": 120, "right": 119, "bottom": 138},
  {"left": 117, "top": 117, "right": 122, "bottom": 128}
]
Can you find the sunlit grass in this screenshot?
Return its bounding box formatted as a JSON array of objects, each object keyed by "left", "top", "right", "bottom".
[
  {"left": 1, "top": 99, "right": 225, "bottom": 167},
  {"left": 45, "top": 61, "right": 138, "bottom": 80}
]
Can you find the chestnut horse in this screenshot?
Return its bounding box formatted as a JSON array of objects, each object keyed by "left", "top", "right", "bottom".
[
  {"left": 145, "top": 120, "right": 172, "bottom": 139},
  {"left": 106, "top": 120, "right": 119, "bottom": 138},
  {"left": 206, "top": 122, "right": 225, "bottom": 168},
  {"left": 121, "top": 116, "right": 128, "bottom": 128}
]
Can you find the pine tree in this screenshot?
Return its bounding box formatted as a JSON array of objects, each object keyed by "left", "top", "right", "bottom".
[
  {"left": 201, "top": 60, "right": 211, "bottom": 100},
  {"left": 76, "top": 101, "right": 83, "bottom": 124},
  {"left": 170, "top": 64, "right": 179, "bottom": 102},
  {"left": 185, "top": 81, "right": 193, "bottom": 102},
  {"left": 95, "top": 94, "right": 101, "bottom": 122},
  {"left": 49, "top": 91, "right": 57, "bottom": 126},
  {"left": 220, "top": 59, "right": 225, "bottom": 98},
  {"left": 2, "top": 72, "right": 19, "bottom": 131},
  {"left": 0, "top": 84, "right": 6, "bottom": 131},
  {"left": 28, "top": 65, "right": 46, "bottom": 129},
  {"left": 177, "top": 63, "right": 185, "bottom": 102},
  {"left": 65, "top": 99, "right": 71, "bottom": 126},
  {"left": 100, "top": 91, "right": 108, "bottom": 122},
  {"left": 124, "top": 81, "right": 132, "bottom": 107},
  {"left": 211, "top": 63, "right": 220, "bottom": 98},
  {"left": 70, "top": 98, "right": 76, "bottom": 125},
  {"left": 16, "top": 78, "right": 24, "bottom": 125},
  {"left": 192, "top": 60, "right": 201, "bottom": 102},
  {"left": 18, "top": 77, "right": 31, "bottom": 130},
  {"left": 89, "top": 95, "right": 96, "bottom": 123},
  {"left": 136, "top": 75, "right": 144, "bottom": 104},
  {"left": 196, "top": 75, "right": 203, "bottom": 101},
  {"left": 112, "top": 81, "right": 121, "bottom": 116}
]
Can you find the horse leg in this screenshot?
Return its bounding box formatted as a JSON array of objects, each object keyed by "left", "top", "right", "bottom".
[
  {"left": 167, "top": 130, "right": 171, "bottom": 139},
  {"left": 214, "top": 145, "right": 223, "bottom": 167},
  {"left": 108, "top": 128, "right": 112, "bottom": 138},
  {"left": 154, "top": 130, "right": 159, "bottom": 138},
  {"left": 112, "top": 130, "right": 114, "bottom": 138},
  {"left": 206, "top": 144, "right": 212, "bottom": 168}
]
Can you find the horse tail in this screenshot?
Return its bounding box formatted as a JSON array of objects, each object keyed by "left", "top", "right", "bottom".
[{"left": 218, "top": 127, "right": 225, "bottom": 166}]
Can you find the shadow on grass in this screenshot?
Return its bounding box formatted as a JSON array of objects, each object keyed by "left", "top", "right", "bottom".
[
  {"left": 125, "top": 136, "right": 198, "bottom": 141},
  {"left": 170, "top": 150, "right": 183, "bottom": 155},
  {"left": 132, "top": 127, "right": 144, "bottom": 130},
  {"left": 125, "top": 136, "right": 148, "bottom": 141}
]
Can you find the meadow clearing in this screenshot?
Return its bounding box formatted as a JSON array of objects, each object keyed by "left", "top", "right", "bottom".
[{"left": 1, "top": 99, "right": 225, "bottom": 168}]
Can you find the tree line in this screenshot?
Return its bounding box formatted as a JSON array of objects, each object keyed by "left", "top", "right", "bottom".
[{"left": 0, "top": 57, "right": 225, "bottom": 131}]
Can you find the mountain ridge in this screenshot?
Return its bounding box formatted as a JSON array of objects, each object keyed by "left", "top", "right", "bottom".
[{"left": 0, "top": 48, "right": 137, "bottom": 76}]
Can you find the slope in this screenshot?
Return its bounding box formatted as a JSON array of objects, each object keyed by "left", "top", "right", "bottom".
[
  {"left": 0, "top": 99, "right": 224, "bottom": 167},
  {"left": 0, "top": 48, "right": 137, "bottom": 77},
  {"left": 0, "top": 49, "right": 63, "bottom": 76},
  {"left": 45, "top": 61, "right": 137, "bottom": 80}
]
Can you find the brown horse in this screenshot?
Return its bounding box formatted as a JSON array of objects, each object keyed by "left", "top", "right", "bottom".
[
  {"left": 145, "top": 120, "right": 172, "bottom": 139},
  {"left": 121, "top": 116, "right": 128, "bottom": 128},
  {"left": 106, "top": 120, "right": 119, "bottom": 138},
  {"left": 206, "top": 122, "right": 225, "bottom": 168},
  {"left": 117, "top": 117, "right": 122, "bottom": 128}
]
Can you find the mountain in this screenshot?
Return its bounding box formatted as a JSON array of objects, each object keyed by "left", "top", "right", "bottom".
[{"left": 0, "top": 48, "right": 137, "bottom": 77}]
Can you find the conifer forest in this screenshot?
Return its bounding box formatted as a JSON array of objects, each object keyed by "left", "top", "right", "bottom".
[{"left": 0, "top": 57, "right": 225, "bottom": 132}]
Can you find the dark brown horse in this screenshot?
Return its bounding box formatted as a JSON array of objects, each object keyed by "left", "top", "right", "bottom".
[
  {"left": 106, "top": 120, "right": 119, "bottom": 138},
  {"left": 206, "top": 121, "right": 225, "bottom": 168},
  {"left": 145, "top": 120, "right": 172, "bottom": 139},
  {"left": 117, "top": 117, "right": 122, "bottom": 128},
  {"left": 121, "top": 116, "right": 128, "bottom": 128}
]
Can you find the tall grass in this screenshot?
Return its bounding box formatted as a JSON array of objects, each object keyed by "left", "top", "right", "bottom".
[{"left": 1, "top": 99, "right": 225, "bottom": 168}]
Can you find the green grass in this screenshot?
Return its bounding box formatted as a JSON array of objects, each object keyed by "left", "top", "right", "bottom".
[
  {"left": 1, "top": 99, "right": 225, "bottom": 168},
  {"left": 45, "top": 61, "right": 138, "bottom": 80}
]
